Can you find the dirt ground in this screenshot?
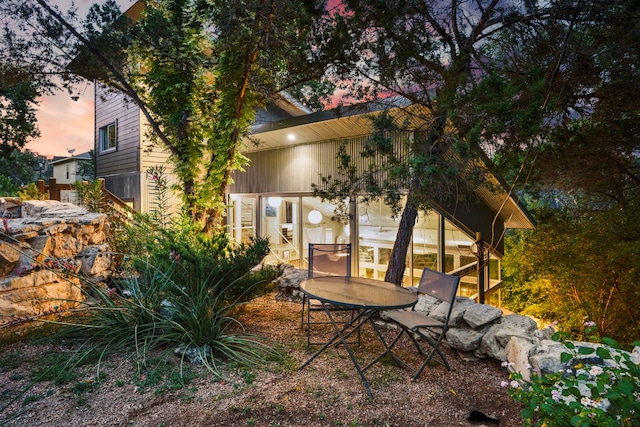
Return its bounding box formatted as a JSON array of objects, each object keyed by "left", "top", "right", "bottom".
[{"left": 0, "top": 293, "right": 524, "bottom": 427}]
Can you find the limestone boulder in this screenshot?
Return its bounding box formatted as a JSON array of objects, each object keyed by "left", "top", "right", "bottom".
[
  {"left": 463, "top": 304, "right": 503, "bottom": 329},
  {"left": 0, "top": 270, "right": 83, "bottom": 316},
  {"left": 274, "top": 264, "right": 308, "bottom": 301},
  {"left": 446, "top": 327, "right": 485, "bottom": 352},
  {"left": 0, "top": 241, "right": 20, "bottom": 276},
  {"left": 414, "top": 293, "right": 440, "bottom": 314},
  {"left": 479, "top": 314, "right": 538, "bottom": 361},
  {"left": 430, "top": 296, "right": 475, "bottom": 327},
  {"left": 505, "top": 336, "right": 538, "bottom": 381},
  {"left": 527, "top": 340, "right": 569, "bottom": 377},
  {"left": 0, "top": 200, "right": 115, "bottom": 319},
  {"left": 79, "top": 244, "right": 113, "bottom": 276},
  {"left": 0, "top": 197, "right": 22, "bottom": 218},
  {"left": 22, "top": 200, "right": 88, "bottom": 218}
]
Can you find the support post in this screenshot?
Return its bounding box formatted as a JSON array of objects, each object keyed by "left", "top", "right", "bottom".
[{"left": 476, "top": 232, "right": 485, "bottom": 304}]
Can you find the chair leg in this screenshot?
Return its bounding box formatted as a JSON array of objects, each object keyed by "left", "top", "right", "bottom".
[
  {"left": 411, "top": 331, "right": 451, "bottom": 380},
  {"left": 301, "top": 295, "right": 308, "bottom": 330},
  {"left": 363, "top": 326, "right": 406, "bottom": 371}
]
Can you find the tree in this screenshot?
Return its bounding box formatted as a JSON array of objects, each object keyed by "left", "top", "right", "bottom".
[
  {"left": 0, "top": 148, "right": 43, "bottom": 186},
  {"left": 316, "top": 0, "right": 560, "bottom": 284},
  {"left": 2, "top": 0, "right": 333, "bottom": 233},
  {"left": 0, "top": 2, "right": 88, "bottom": 158},
  {"left": 75, "top": 150, "right": 96, "bottom": 181},
  {"left": 500, "top": 0, "right": 640, "bottom": 343},
  {"left": 0, "top": 64, "right": 40, "bottom": 157}
]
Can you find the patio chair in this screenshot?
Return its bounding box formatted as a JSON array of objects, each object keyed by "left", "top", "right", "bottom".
[
  {"left": 302, "top": 243, "right": 358, "bottom": 346},
  {"left": 380, "top": 267, "right": 460, "bottom": 380}
]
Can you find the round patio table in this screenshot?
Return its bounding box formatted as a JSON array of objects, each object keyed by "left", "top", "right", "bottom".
[{"left": 298, "top": 276, "right": 417, "bottom": 398}]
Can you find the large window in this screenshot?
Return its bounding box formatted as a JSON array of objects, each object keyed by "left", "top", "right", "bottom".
[{"left": 99, "top": 122, "right": 117, "bottom": 152}]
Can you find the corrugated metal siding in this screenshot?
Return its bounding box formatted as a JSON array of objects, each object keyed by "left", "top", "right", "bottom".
[{"left": 231, "top": 133, "right": 412, "bottom": 194}]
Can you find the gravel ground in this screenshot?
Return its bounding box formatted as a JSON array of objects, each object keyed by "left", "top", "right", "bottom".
[{"left": 0, "top": 293, "right": 524, "bottom": 427}]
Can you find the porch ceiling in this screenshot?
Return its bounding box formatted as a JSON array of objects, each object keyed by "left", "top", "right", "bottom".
[{"left": 247, "top": 101, "right": 431, "bottom": 152}]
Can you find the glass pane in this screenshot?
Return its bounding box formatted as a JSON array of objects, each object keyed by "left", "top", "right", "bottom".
[
  {"left": 108, "top": 124, "right": 116, "bottom": 148},
  {"left": 411, "top": 210, "right": 440, "bottom": 285},
  {"left": 301, "top": 196, "right": 349, "bottom": 271},
  {"left": 228, "top": 195, "right": 256, "bottom": 245},
  {"left": 357, "top": 198, "right": 402, "bottom": 282},
  {"left": 262, "top": 196, "right": 301, "bottom": 267},
  {"left": 443, "top": 218, "right": 476, "bottom": 297}
]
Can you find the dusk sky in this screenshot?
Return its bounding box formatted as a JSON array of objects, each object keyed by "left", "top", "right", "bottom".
[{"left": 27, "top": 0, "right": 135, "bottom": 158}]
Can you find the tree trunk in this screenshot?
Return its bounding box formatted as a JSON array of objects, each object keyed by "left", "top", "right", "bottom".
[{"left": 384, "top": 197, "right": 418, "bottom": 285}]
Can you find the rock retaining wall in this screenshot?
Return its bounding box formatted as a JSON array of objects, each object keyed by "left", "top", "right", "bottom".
[
  {"left": 274, "top": 264, "right": 639, "bottom": 380},
  {"left": 0, "top": 199, "right": 115, "bottom": 320}
]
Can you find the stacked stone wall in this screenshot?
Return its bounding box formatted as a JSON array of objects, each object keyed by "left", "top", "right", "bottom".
[{"left": 0, "top": 199, "right": 115, "bottom": 320}]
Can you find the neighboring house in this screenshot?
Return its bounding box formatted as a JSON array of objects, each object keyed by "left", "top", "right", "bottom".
[
  {"left": 93, "top": 84, "right": 534, "bottom": 304},
  {"left": 50, "top": 151, "right": 93, "bottom": 185},
  {"left": 48, "top": 151, "right": 94, "bottom": 204}
]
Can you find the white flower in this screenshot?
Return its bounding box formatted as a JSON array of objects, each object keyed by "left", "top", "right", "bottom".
[
  {"left": 500, "top": 380, "right": 509, "bottom": 388},
  {"left": 581, "top": 396, "right": 593, "bottom": 407},
  {"left": 589, "top": 366, "right": 603, "bottom": 376},
  {"left": 510, "top": 380, "right": 520, "bottom": 389}
]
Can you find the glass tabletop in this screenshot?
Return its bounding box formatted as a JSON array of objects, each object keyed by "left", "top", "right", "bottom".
[{"left": 300, "top": 276, "right": 417, "bottom": 310}]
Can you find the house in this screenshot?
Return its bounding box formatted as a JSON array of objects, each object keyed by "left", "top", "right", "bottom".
[
  {"left": 93, "top": 82, "right": 534, "bottom": 304},
  {"left": 87, "top": 2, "right": 534, "bottom": 305},
  {"left": 46, "top": 151, "right": 94, "bottom": 203},
  {"left": 50, "top": 151, "right": 93, "bottom": 185}
]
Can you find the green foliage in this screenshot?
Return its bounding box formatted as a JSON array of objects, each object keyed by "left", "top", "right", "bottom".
[
  {"left": 122, "top": 0, "right": 329, "bottom": 231},
  {"left": 75, "top": 150, "right": 95, "bottom": 181},
  {"left": 17, "top": 182, "right": 46, "bottom": 200},
  {"left": 505, "top": 323, "right": 640, "bottom": 426},
  {"left": 0, "top": 65, "right": 40, "bottom": 155},
  {"left": 0, "top": 149, "right": 44, "bottom": 186},
  {"left": 0, "top": 175, "right": 18, "bottom": 196},
  {"left": 73, "top": 180, "right": 103, "bottom": 213},
  {"left": 57, "top": 264, "right": 278, "bottom": 379},
  {"left": 133, "top": 218, "right": 278, "bottom": 306},
  {"left": 55, "top": 218, "right": 282, "bottom": 379},
  {"left": 146, "top": 165, "right": 171, "bottom": 227},
  {"left": 502, "top": 197, "right": 640, "bottom": 345}
]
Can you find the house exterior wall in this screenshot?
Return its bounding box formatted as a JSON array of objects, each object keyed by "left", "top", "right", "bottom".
[
  {"left": 52, "top": 161, "right": 79, "bottom": 184},
  {"left": 95, "top": 84, "right": 178, "bottom": 213},
  {"left": 230, "top": 133, "right": 411, "bottom": 194},
  {"left": 95, "top": 84, "right": 141, "bottom": 176},
  {"left": 230, "top": 132, "right": 505, "bottom": 254}
]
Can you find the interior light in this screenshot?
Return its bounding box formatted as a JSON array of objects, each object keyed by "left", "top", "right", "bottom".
[
  {"left": 308, "top": 210, "right": 322, "bottom": 224},
  {"left": 287, "top": 133, "right": 296, "bottom": 141},
  {"left": 268, "top": 197, "right": 282, "bottom": 208}
]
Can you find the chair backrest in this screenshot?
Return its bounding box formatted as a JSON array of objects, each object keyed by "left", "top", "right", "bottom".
[
  {"left": 416, "top": 267, "right": 460, "bottom": 305},
  {"left": 308, "top": 243, "right": 351, "bottom": 278}
]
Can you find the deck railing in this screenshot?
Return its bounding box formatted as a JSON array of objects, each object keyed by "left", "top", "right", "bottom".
[{"left": 37, "top": 177, "right": 135, "bottom": 224}]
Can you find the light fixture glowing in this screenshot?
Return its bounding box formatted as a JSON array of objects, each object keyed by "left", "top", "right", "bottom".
[
  {"left": 307, "top": 210, "right": 322, "bottom": 224},
  {"left": 287, "top": 133, "right": 296, "bottom": 141},
  {"left": 267, "top": 197, "right": 282, "bottom": 208}
]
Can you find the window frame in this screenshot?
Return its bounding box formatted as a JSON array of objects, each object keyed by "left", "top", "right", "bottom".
[{"left": 98, "top": 121, "right": 118, "bottom": 153}]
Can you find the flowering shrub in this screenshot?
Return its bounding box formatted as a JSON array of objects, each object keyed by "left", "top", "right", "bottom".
[{"left": 505, "top": 323, "right": 640, "bottom": 426}]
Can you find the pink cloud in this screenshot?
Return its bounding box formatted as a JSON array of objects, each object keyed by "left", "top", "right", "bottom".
[
  {"left": 26, "top": 0, "right": 135, "bottom": 157},
  {"left": 27, "top": 88, "right": 94, "bottom": 157}
]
